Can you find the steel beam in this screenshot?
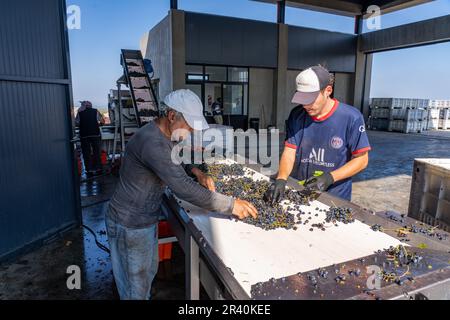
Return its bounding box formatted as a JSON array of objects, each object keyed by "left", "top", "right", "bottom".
[
  {"left": 0, "top": 75, "right": 70, "bottom": 85},
  {"left": 252, "top": 0, "right": 431, "bottom": 17},
  {"left": 277, "top": 0, "right": 286, "bottom": 24},
  {"left": 360, "top": 14, "right": 450, "bottom": 53}
]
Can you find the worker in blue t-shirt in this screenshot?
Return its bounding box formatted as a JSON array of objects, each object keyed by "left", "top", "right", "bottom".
[{"left": 265, "top": 65, "right": 371, "bottom": 202}]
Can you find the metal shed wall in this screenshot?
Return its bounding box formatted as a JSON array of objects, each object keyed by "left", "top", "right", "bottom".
[
  {"left": 0, "top": 0, "right": 80, "bottom": 260},
  {"left": 185, "top": 12, "right": 357, "bottom": 73},
  {"left": 288, "top": 26, "right": 357, "bottom": 72},
  {"left": 185, "top": 12, "right": 279, "bottom": 68}
]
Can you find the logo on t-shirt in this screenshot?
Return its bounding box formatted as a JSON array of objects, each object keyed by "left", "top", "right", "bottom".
[
  {"left": 301, "top": 148, "right": 336, "bottom": 168},
  {"left": 310, "top": 148, "right": 325, "bottom": 162},
  {"left": 359, "top": 125, "right": 366, "bottom": 133},
  {"left": 330, "top": 136, "right": 344, "bottom": 149}
]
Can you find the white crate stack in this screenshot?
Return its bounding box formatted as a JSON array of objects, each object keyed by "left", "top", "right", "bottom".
[
  {"left": 439, "top": 108, "right": 450, "bottom": 130},
  {"left": 428, "top": 100, "right": 450, "bottom": 130},
  {"left": 370, "top": 98, "right": 450, "bottom": 133},
  {"left": 369, "top": 98, "right": 429, "bottom": 133},
  {"left": 427, "top": 108, "right": 440, "bottom": 130}
]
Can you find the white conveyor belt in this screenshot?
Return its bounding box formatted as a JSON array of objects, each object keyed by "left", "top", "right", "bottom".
[{"left": 177, "top": 159, "right": 404, "bottom": 296}]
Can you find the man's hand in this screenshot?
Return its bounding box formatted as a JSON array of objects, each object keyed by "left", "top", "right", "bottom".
[
  {"left": 304, "top": 172, "right": 334, "bottom": 192},
  {"left": 264, "top": 179, "right": 287, "bottom": 204},
  {"left": 232, "top": 199, "right": 258, "bottom": 219},
  {"left": 193, "top": 170, "right": 216, "bottom": 192},
  {"left": 198, "top": 174, "right": 216, "bottom": 192}
]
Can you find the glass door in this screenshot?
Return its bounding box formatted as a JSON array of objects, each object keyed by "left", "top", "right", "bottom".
[
  {"left": 204, "top": 83, "right": 222, "bottom": 116},
  {"left": 186, "top": 83, "right": 203, "bottom": 110},
  {"left": 223, "top": 84, "right": 243, "bottom": 115}
]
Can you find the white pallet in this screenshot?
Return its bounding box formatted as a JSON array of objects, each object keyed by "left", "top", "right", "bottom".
[
  {"left": 371, "top": 98, "right": 429, "bottom": 109},
  {"left": 439, "top": 119, "right": 450, "bottom": 130},
  {"left": 428, "top": 108, "right": 440, "bottom": 119},
  {"left": 427, "top": 118, "right": 440, "bottom": 130},
  {"left": 429, "top": 100, "right": 450, "bottom": 109}
]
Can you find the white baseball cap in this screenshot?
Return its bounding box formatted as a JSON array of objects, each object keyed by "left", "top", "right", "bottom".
[
  {"left": 163, "top": 89, "right": 209, "bottom": 130},
  {"left": 292, "top": 65, "right": 331, "bottom": 105}
]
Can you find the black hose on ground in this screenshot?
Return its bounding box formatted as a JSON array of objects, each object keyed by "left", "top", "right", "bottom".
[{"left": 82, "top": 224, "right": 111, "bottom": 255}]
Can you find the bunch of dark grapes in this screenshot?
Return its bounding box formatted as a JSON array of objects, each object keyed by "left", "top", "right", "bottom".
[
  {"left": 385, "top": 245, "right": 423, "bottom": 267},
  {"left": 371, "top": 224, "right": 382, "bottom": 232},
  {"left": 207, "top": 163, "right": 245, "bottom": 181},
  {"left": 284, "top": 188, "right": 320, "bottom": 206},
  {"left": 209, "top": 164, "right": 297, "bottom": 230},
  {"left": 208, "top": 164, "right": 357, "bottom": 232},
  {"left": 325, "top": 206, "right": 355, "bottom": 224}
]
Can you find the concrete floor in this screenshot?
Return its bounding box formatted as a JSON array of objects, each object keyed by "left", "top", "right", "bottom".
[
  {"left": 352, "top": 130, "right": 450, "bottom": 214},
  {"left": 0, "top": 129, "right": 449, "bottom": 300},
  {"left": 0, "top": 175, "right": 185, "bottom": 300}
]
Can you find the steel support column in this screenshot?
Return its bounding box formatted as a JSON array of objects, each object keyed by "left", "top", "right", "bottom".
[
  {"left": 277, "top": 0, "right": 286, "bottom": 24},
  {"left": 354, "top": 15, "right": 372, "bottom": 121}
]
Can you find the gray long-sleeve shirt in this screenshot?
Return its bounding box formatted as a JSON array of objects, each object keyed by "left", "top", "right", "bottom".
[{"left": 107, "top": 121, "right": 234, "bottom": 228}]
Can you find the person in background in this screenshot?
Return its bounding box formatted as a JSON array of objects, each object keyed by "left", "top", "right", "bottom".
[
  {"left": 207, "top": 95, "right": 213, "bottom": 114},
  {"left": 75, "top": 101, "right": 105, "bottom": 177},
  {"left": 212, "top": 97, "right": 224, "bottom": 125}
]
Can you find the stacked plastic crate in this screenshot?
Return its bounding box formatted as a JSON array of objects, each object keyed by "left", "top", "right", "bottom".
[
  {"left": 368, "top": 98, "right": 391, "bottom": 131},
  {"left": 427, "top": 104, "right": 440, "bottom": 130},
  {"left": 428, "top": 100, "right": 450, "bottom": 130},
  {"left": 369, "top": 98, "right": 429, "bottom": 133},
  {"left": 440, "top": 108, "right": 450, "bottom": 130}
]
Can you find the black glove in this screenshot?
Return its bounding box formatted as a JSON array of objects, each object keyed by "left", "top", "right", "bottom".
[
  {"left": 264, "top": 179, "right": 287, "bottom": 204},
  {"left": 304, "top": 172, "right": 334, "bottom": 192}
]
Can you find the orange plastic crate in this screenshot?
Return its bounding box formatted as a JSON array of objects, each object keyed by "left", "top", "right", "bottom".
[
  {"left": 158, "top": 243, "right": 173, "bottom": 262},
  {"left": 158, "top": 221, "right": 173, "bottom": 262}
]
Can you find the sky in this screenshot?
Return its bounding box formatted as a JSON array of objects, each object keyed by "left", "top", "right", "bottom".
[{"left": 66, "top": 0, "right": 450, "bottom": 109}]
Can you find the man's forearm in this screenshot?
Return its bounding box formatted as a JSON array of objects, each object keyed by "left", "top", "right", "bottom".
[
  {"left": 277, "top": 147, "right": 296, "bottom": 180},
  {"left": 331, "top": 153, "right": 369, "bottom": 182}
]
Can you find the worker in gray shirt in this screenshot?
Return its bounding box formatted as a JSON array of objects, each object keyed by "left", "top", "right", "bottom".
[{"left": 106, "top": 89, "right": 257, "bottom": 300}]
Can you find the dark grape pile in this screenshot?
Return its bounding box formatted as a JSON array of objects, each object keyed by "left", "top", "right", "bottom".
[
  {"left": 284, "top": 188, "right": 320, "bottom": 206},
  {"left": 317, "top": 268, "right": 329, "bottom": 279},
  {"left": 250, "top": 243, "right": 428, "bottom": 298},
  {"left": 208, "top": 164, "right": 301, "bottom": 230},
  {"left": 325, "top": 207, "right": 355, "bottom": 224},
  {"left": 348, "top": 268, "right": 362, "bottom": 277},
  {"left": 385, "top": 245, "right": 423, "bottom": 266},
  {"left": 207, "top": 163, "right": 245, "bottom": 179},
  {"left": 379, "top": 245, "right": 424, "bottom": 285},
  {"left": 371, "top": 224, "right": 383, "bottom": 232},
  {"left": 408, "top": 225, "right": 448, "bottom": 240},
  {"left": 207, "top": 163, "right": 355, "bottom": 231},
  {"left": 370, "top": 221, "right": 448, "bottom": 241}
]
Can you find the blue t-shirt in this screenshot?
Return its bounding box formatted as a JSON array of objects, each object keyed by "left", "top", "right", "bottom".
[{"left": 285, "top": 99, "right": 371, "bottom": 201}]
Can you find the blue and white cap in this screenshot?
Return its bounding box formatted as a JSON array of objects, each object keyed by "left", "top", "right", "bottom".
[{"left": 292, "top": 65, "right": 331, "bottom": 105}]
